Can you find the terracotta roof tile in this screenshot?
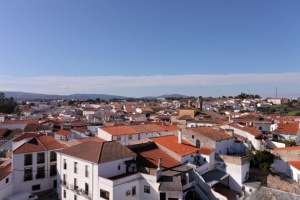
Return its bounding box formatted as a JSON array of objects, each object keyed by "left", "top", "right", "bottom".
[
  {"left": 100, "top": 124, "right": 180, "bottom": 136},
  {"left": 189, "top": 127, "right": 233, "bottom": 142},
  {"left": 13, "top": 132, "right": 39, "bottom": 142},
  {"left": 0, "top": 163, "right": 12, "bottom": 181},
  {"left": 288, "top": 161, "right": 300, "bottom": 171},
  {"left": 228, "top": 123, "right": 262, "bottom": 137},
  {"left": 274, "top": 123, "right": 299, "bottom": 135},
  {"left": 151, "top": 135, "right": 200, "bottom": 156},
  {"left": 131, "top": 143, "right": 180, "bottom": 169},
  {"left": 0, "top": 128, "right": 9, "bottom": 137},
  {"left": 13, "top": 134, "right": 65, "bottom": 154},
  {"left": 274, "top": 146, "right": 300, "bottom": 151},
  {"left": 57, "top": 129, "right": 73, "bottom": 136},
  {"left": 58, "top": 141, "right": 136, "bottom": 163}
]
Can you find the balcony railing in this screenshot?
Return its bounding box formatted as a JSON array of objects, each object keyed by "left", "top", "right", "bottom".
[{"left": 78, "top": 189, "right": 92, "bottom": 199}]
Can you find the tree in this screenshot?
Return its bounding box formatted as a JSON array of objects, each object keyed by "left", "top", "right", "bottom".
[
  {"left": 248, "top": 150, "right": 274, "bottom": 172},
  {"left": 0, "top": 92, "right": 18, "bottom": 114}
]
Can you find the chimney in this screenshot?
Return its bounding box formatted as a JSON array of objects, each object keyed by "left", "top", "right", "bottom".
[
  {"left": 156, "top": 157, "right": 162, "bottom": 181},
  {"left": 186, "top": 172, "right": 189, "bottom": 184},
  {"left": 178, "top": 130, "right": 182, "bottom": 144}
]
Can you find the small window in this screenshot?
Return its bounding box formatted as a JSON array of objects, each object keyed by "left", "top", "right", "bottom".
[
  {"left": 128, "top": 135, "right": 132, "bottom": 140},
  {"left": 85, "top": 165, "right": 89, "bottom": 177},
  {"left": 63, "top": 189, "right": 66, "bottom": 198},
  {"left": 132, "top": 186, "right": 136, "bottom": 196},
  {"left": 117, "top": 135, "right": 121, "bottom": 140},
  {"left": 50, "top": 151, "right": 57, "bottom": 162},
  {"left": 6, "top": 178, "right": 9, "bottom": 183},
  {"left": 204, "top": 158, "right": 207, "bottom": 162},
  {"left": 24, "top": 154, "right": 32, "bottom": 166},
  {"left": 192, "top": 135, "right": 194, "bottom": 139},
  {"left": 74, "top": 194, "right": 77, "bottom": 200},
  {"left": 144, "top": 185, "right": 150, "bottom": 193},
  {"left": 32, "top": 184, "right": 40, "bottom": 191},
  {"left": 100, "top": 189, "right": 110, "bottom": 200},
  {"left": 259, "top": 126, "right": 262, "bottom": 130},
  {"left": 37, "top": 152, "right": 45, "bottom": 164},
  {"left": 63, "top": 159, "right": 67, "bottom": 170},
  {"left": 74, "top": 162, "right": 77, "bottom": 173},
  {"left": 118, "top": 164, "right": 121, "bottom": 170}
]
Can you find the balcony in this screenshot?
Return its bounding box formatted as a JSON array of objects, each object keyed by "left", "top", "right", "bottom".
[{"left": 77, "top": 189, "right": 92, "bottom": 199}]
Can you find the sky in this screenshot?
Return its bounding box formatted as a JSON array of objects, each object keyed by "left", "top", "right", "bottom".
[{"left": 0, "top": 0, "right": 300, "bottom": 98}]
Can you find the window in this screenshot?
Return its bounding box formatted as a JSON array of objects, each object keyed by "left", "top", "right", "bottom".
[
  {"left": 37, "top": 152, "right": 45, "bottom": 164},
  {"left": 117, "top": 135, "right": 121, "bottom": 141},
  {"left": 32, "top": 184, "right": 40, "bottom": 191},
  {"left": 63, "top": 159, "right": 67, "bottom": 170},
  {"left": 74, "top": 194, "right": 77, "bottom": 200},
  {"left": 144, "top": 185, "right": 150, "bottom": 193},
  {"left": 203, "top": 158, "right": 207, "bottom": 162},
  {"left": 63, "top": 189, "right": 66, "bottom": 198},
  {"left": 128, "top": 135, "right": 132, "bottom": 140},
  {"left": 36, "top": 166, "right": 45, "bottom": 179},
  {"left": 6, "top": 178, "right": 9, "bottom": 183},
  {"left": 85, "top": 183, "right": 89, "bottom": 195},
  {"left": 100, "top": 189, "right": 110, "bottom": 200},
  {"left": 132, "top": 186, "right": 136, "bottom": 196},
  {"left": 259, "top": 126, "right": 262, "bottom": 130},
  {"left": 24, "top": 154, "right": 32, "bottom": 166},
  {"left": 50, "top": 164, "right": 57, "bottom": 176},
  {"left": 50, "top": 151, "right": 56, "bottom": 162},
  {"left": 74, "top": 162, "right": 77, "bottom": 173},
  {"left": 118, "top": 164, "right": 121, "bottom": 170},
  {"left": 74, "top": 178, "right": 78, "bottom": 190},
  {"left": 192, "top": 135, "right": 194, "bottom": 139},
  {"left": 85, "top": 165, "right": 89, "bottom": 177},
  {"left": 24, "top": 168, "right": 32, "bottom": 181}
]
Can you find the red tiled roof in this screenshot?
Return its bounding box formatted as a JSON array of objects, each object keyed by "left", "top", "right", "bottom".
[
  {"left": 13, "top": 134, "right": 65, "bottom": 154},
  {"left": 58, "top": 141, "right": 136, "bottom": 163},
  {"left": 13, "top": 132, "right": 39, "bottom": 142},
  {"left": 274, "top": 146, "right": 300, "bottom": 151},
  {"left": 228, "top": 123, "right": 262, "bottom": 137},
  {"left": 288, "top": 161, "right": 300, "bottom": 171},
  {"left": 0, "top": 129, "right": 8, "bottom": 137},
  {"left": 151, "top": 135, "right": 200, "bottom": 156},
  {"left": 274, "top": 123, "right": 299, "bottom": 135},
  {"left": 3, "top": 119, "right": 39, "bottom": 125},
  {"left": 57, "top": 130, "right": 73, "bottom": 136},
  {"left": 198, "top": 147, "right": 215, "bottom": 155},
  {"left": 100, "top": 124, "right": 180, "bottom": 136},
  {"left": 0, "top": 163, "right": 12, "bottom": 181},
  {"left": 131, "top": 143, "right": 180, "bottom": 169},
  {"left": 189, "top": 127, "right": 233, "bottom": 142}
]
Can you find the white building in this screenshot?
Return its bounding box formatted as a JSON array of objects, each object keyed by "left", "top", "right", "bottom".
[
  {"left": 97, "top": 124, "right": 180, "bottom": 146},
  {"left": 56, "top": 140, "right": 151, "bottom": 200},
  {"left": 9, "top": 134, "right": 64, "bottom": 198}
]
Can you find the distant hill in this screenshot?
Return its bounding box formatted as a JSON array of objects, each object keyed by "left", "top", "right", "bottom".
[
  {"left": 143, "top": 94, "right": 189, "bottom": 99},
  {"left": 2, "top": 91, "right": 189, "bottom": 100},
  {"left": 3, "top": 91, "right": 127, "bottom": 100}
]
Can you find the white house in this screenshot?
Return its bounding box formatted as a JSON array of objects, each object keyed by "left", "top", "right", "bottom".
[
  {"left": 221, "top": 123, "right": 264, "bottom": 150},
  {"left": 0, "top": 161, "right": 13, "bottom": 200},
  {"left": 10, "top": 134, "right": 64, "bottom": 198},
  {"left": 97, "top": 124, "right": 180, "bottom": 146}
]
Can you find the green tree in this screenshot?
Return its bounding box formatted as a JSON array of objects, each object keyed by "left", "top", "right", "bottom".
[
  {"left": 248, "top": 150, "right": 274, "bottom": 172},
  {"left": 0, "top": 92, "right": 18, "bottom": 114}
]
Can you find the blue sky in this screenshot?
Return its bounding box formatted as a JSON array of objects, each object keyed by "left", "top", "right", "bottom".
[{"left": 0, "top": 0, "right": 300, "bottom": 97}]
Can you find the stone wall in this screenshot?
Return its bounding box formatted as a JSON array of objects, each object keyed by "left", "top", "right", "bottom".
[{"left": 267, "top": 174, "right": 300, "bottom": 195}]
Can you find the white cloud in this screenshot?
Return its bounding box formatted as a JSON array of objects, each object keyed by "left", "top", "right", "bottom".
[{"left": 0, "top": 72, "right": 299, "bottom": 95}]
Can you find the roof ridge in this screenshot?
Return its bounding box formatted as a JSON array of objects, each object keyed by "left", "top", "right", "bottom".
[{"left": 36, "top": 135, "right": 48, "bottom": 150}]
